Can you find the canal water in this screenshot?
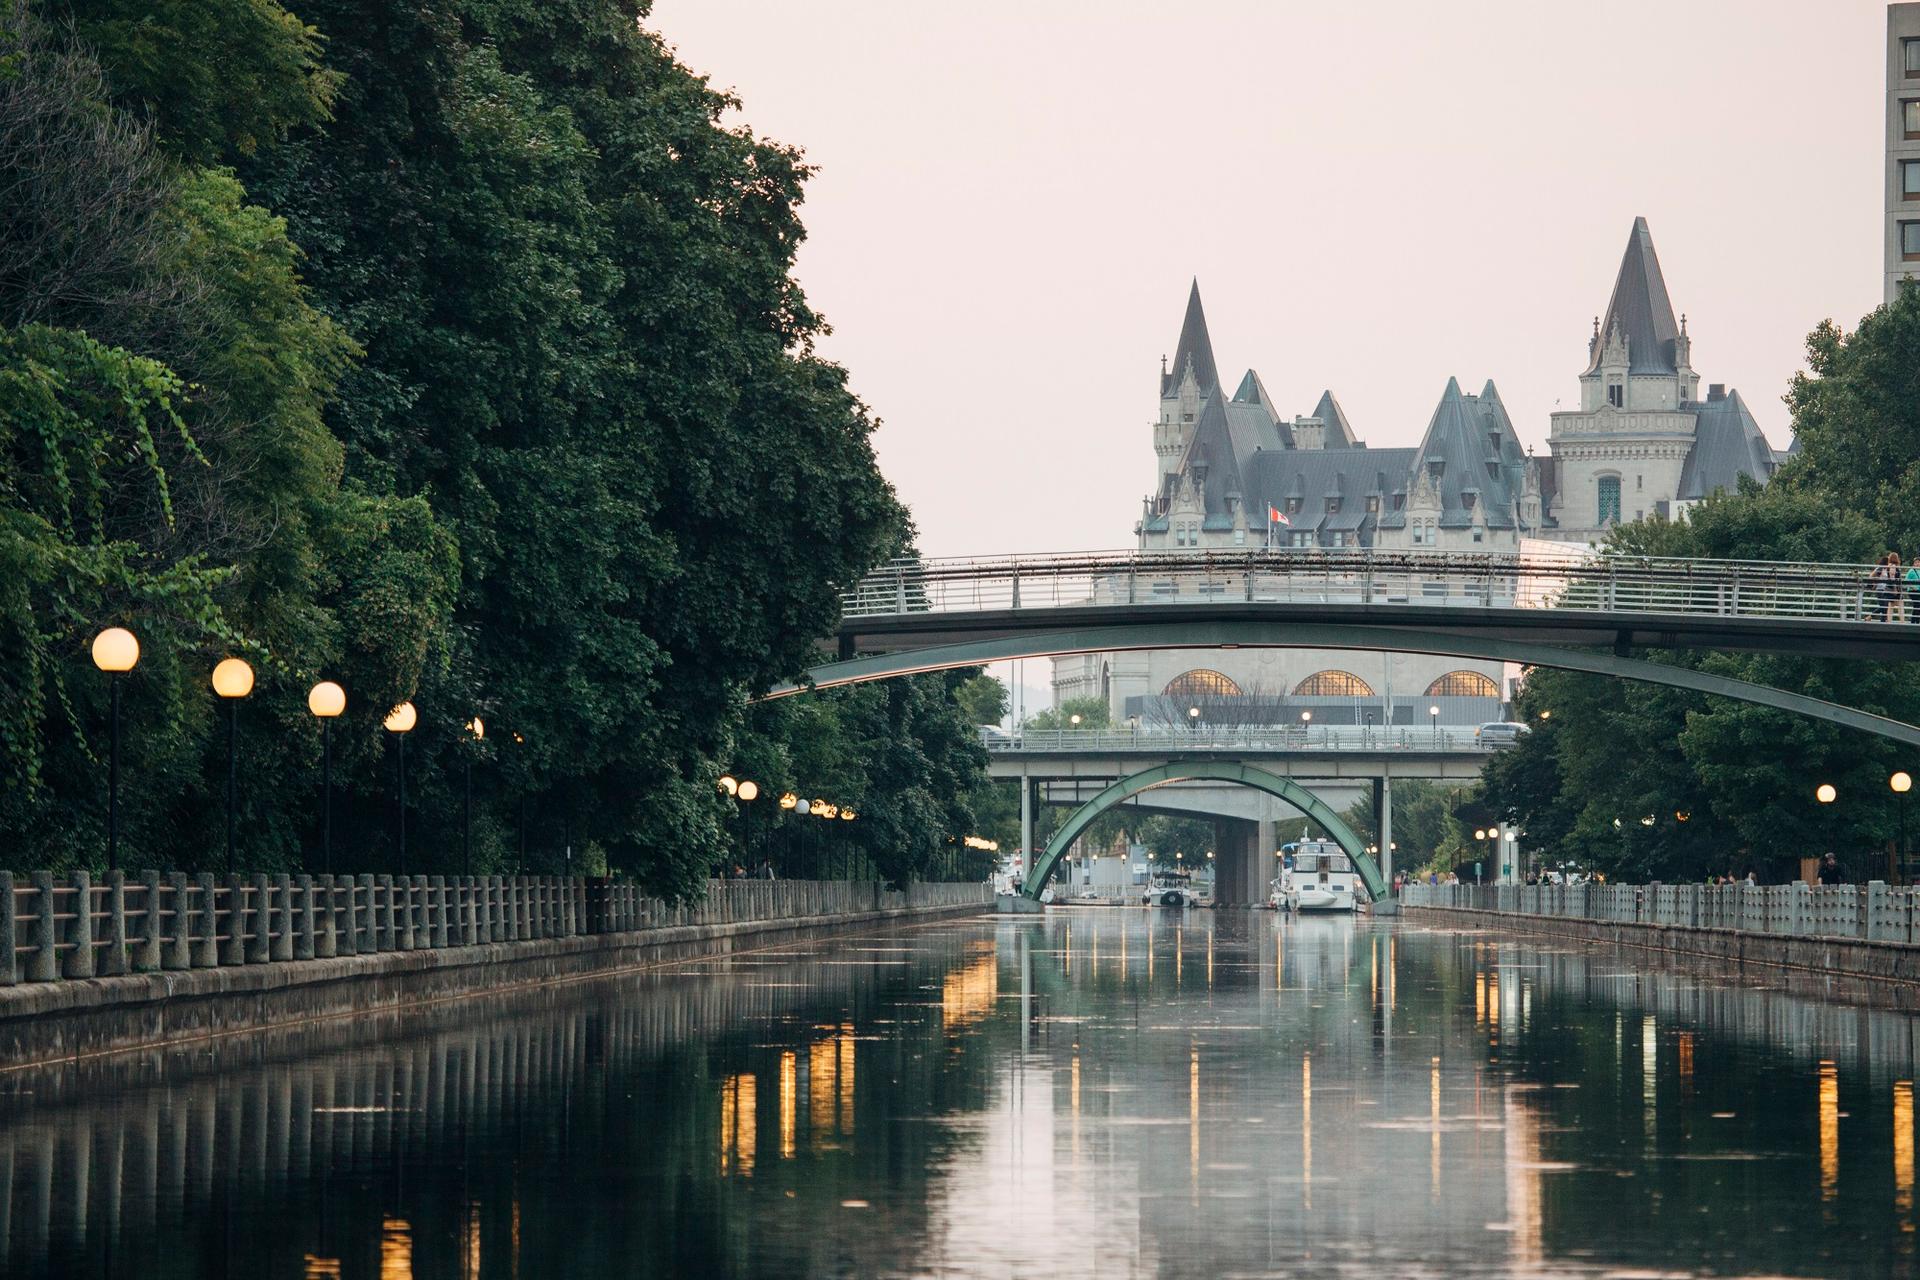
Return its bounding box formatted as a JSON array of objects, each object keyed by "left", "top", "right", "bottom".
[{"left": 2, "top": 910, "right": 1919, "bottom": 1278}]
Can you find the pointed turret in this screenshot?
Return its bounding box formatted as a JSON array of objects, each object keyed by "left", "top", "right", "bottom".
[
  {"left": 1309, "top": 390, "right": 1358, "bottom": 447},
  {"left": 1585, "top": 217, "right": 1680, "bottom": 376},
  {"left": 1161, "top": 279, "right": 1221, "bottom": 398}
]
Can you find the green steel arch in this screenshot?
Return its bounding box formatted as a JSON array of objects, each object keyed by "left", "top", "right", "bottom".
[
  {"left": 770, "top": 621, "right": 1920, "bottom": 749},
  {"left": 1023, "top": 760, "right": 1383, "bottom": 902}
]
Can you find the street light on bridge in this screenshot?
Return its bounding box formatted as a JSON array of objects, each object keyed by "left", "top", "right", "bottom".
[
  {"left": 1894, "top": 772, "right": 1912, "bottom": 881},
  {"left": 1816, "top": 783, "right": 1837, "bottom": 805}
]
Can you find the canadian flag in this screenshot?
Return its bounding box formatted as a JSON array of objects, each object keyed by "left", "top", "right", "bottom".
[{"left": 1268, "top": 504, "right": 1291, "bottom": 527}]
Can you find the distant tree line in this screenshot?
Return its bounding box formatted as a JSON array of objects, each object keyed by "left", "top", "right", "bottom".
[{"left": 0, "top": 0, "right": 989, "bottom": 893}]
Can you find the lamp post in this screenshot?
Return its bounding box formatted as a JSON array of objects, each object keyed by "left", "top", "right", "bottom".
[
  {"left": 1188, "top": 705, "right": 1200, "bottom": 738},
  {"left": 385, "top": 702, "right": 417, "bottom": 873},
  {"left": 308, "top": 682, "right": 346, "bottom": 873},
  {"left": 738, "top": 780, "right": 760, "bottom": 868},
  {"left": 1299, "top": 709, "right": 1312, "bottom": 745},
  {"left": 464, "top": 717, "right": 485, "bottom": 875},
  {"left": 91, "top": 628, "right": 140, "bottom": 873},
  {"left": 211, "top": 657, "right": 255, "bottom": 874},
  {"left": 1428, "top": 703, "right": 1440, "bottom": 745},
  {"left": 1894, "top": 772, "right": 1912, "bottom": 882}
]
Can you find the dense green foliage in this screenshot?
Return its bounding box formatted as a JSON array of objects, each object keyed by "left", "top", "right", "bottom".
[
  {"left": 1476, "top": 285, "right": 1920, "bottom": 883},
  {"left": 0, "top": 0, "right": 987, "bottom": 892}
]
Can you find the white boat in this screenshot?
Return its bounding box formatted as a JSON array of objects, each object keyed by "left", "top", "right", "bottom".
[
  {"left": 1282, "top": 842, "right": 1359, "bottom": 913},
  {"left": 1143, "top": 869, "right": 1198, "bottom": 908}
]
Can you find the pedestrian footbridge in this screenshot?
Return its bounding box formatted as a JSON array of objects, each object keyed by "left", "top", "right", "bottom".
[
  {"left": 770, "top": 548, "right": 1920, "bottom": 748},
  {"left": 984, "top": 724, "right": 1494, "bottom": 784}
]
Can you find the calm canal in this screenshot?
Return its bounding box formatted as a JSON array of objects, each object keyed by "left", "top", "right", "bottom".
[{"left": 2, "top": 909, "right": 1918, "bottom": 1278}]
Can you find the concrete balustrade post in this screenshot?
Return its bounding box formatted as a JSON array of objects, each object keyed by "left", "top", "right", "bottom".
[
  {"left": 190, "top": 874, "right": 217, "bottom": 968},
  {"left": 0, "top": 871, "right": 15, "bottom": 985},
  {"left": 316, "top": 876, "right": 338, "bottom": 959},
  {"left": 518, "top": 877, "right": 531, "bottom": 940},
  {"left": 65, "top": 871, "right": 96, "bottom": 979},
  {"left": 562, "top": 878, "right": 575, "bottom": 937},
  {"left": 354, "top": 875, "right": 373, "bottom": 952},
  {"left": 100, "top": 870, "right": 128, "bottom": 977},
  {"left": 216, "top": 877, "right": 243, "bottom": 965},
  {"left": 271, "top": 875, "right": 295, "bottom": 961},
  {"left": 137, "top": 872, "right": 162, "bottom": 971},
  {"left": 246, "top": 875, "right": 272, "bottom": 964},
  {"left": 395, "top": 876, "right": 414, "bottom": 950},
  {"left": 28, "top": 872, "right": 57, "bottom": 982},
  {"left": 503, "top": 878, "right": 516, "bottom": 940},
  {"left": 431, "top": 876, "right": 448, "bottom": 949},
  {"left": 414, "top": 876, "right": 430, "bottom": 947},
  {"left": 294, "top": 876, "right": 316, "bottom": 961},
  {"left": 377, "top": 875, "right": 396, "bottom": 951}
]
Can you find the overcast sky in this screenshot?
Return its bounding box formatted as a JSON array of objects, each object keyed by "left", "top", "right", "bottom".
[{"left": 653, "top": 1, "right": 1891, "bottom": 560}]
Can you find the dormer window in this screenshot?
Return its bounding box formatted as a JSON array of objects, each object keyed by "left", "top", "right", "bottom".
[
  {"left": 1326, "top": 498, "right": 1340, "bottom": 514},
  {"left": 1365, "top": 495, "right": 1380, "bottom": 514},
  {"left": 1287, "top": 497, "right": 1302, "bottom": 515},
  {"left": 1607, "top": 381, "right": 1624, "bottom": 408}
]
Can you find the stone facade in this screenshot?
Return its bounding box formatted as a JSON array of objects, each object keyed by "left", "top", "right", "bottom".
[{"left": 1889, "top": 3, "right": 1920, "bottom": 304}]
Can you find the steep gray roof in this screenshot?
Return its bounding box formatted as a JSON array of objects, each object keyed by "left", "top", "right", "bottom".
[
  {"left": 1586, "top": 217, "right": 1681, "bottom": 376},
  {"left": 1677, "top": 389, "right": 1775, "bottom": 500},
  {"left": 1410, "top": 378, "right": 1529, "bottom": 529},
  {"left": 1230, "top": 369, "right": 1294, "bottom": 448},
  {"left": 1246, "top": 447, "right": 1416, "bottom": 542},
  {"left": 1173, "top": 392, "right": 1247, "bottom": 517},
  {"left": 1310, "top": 390, "right": 1359, "bottom": 447},
  {"left": 1160, "top": 279, "right": 1221, "bottom": 397}
]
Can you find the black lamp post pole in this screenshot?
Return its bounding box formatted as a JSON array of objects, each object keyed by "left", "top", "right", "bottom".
[
  {"left": 107, "top": 675, "right": 121, "bottom": 874},
  {"left": 463, "top": 756, "right": 473, "bottom": 876},
  {"left": 321, "top": 719, "right": 333, "bottom": 875},
  {"left": 397, "top": 734, "right": 407, "bottom": 875},
  {"left": 225, "top": 698, "right": 238, "bottom": 874}
]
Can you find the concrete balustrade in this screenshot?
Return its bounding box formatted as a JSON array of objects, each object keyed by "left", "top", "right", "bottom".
[
  {"left": 0, "top": 875, "right": 991, "bottom": 986},
  {"left": 1405, "top": 879, "right": 1920, "bottom": 945}
]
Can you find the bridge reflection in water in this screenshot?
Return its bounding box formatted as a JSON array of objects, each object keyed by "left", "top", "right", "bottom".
[{"left": 2, "top": 913, "right": 1919, "bottom": 1276}]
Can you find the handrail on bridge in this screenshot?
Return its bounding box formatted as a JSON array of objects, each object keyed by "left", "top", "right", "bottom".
[
  {"left": 840, "top": 547, "right": 1895, "bottom": 624},
  {"left": 982, "top": 725, "right": 1492, "bottom": 753}
]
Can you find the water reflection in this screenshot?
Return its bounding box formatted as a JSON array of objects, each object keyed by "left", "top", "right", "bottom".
[{"left": 6, "top": 912, "right": 1920, "bottom": 1275}]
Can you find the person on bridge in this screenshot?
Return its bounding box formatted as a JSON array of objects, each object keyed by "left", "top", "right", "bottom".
[
  {"left": 1905, "top": 559, "right": 1920, "bottom": 621},
  {"left": 1872, "top": 553, "right": 1901, "bottom": 622},
  {"left": 1818, "top": 852, "right": 1850, "bottom": 885}
]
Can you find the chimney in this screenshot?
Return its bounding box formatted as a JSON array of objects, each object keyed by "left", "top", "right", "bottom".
[{"left": 1707, "top": 384, "right": 1725, "bottom": 402}]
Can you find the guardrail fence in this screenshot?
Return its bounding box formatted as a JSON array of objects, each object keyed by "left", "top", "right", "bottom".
[
  {"left": 1404, "top": 880, "right": 1920, "bottom": 944},
  {"left": 844, "top": 548, "right": 1897, "bottom": 625},
  {"left": 0, "top": 873, "right": 990, "bottom": 987}
]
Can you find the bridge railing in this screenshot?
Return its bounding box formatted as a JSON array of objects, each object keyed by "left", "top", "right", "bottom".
[
  {"left": 983, "top": 725, "right": 1491, "bottom": 752},
  {"left": 1402, "top": 879, "right": 1920, "bottom": 944},
  {"left": 841, "top": 548, "right": 1888, "bottom": 625},
  {"left": 0, "top": 872, "right": 992, "bottom": 986}
]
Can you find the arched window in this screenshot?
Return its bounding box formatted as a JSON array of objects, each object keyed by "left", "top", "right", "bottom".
[
  {"left": 1292, "top": 670, "right": 1375, "bottom": 697},
  {"left": 1164, "top": 669, "right": 1243, "bottom": 698},
  {"left": 1424, "top": 670, "right": 1500, "bottom": 698},
  {"left": 1597, "top": 475, "right": 1621, "bottom": 526}
]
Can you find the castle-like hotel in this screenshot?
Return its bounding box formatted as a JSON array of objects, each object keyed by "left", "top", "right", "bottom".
[
  {"left": 1141, "top": 217, "right": 1783, "bottom": 557},
  {"left": 1054, "top": 219, "right": 1786, "bottom": 725}
]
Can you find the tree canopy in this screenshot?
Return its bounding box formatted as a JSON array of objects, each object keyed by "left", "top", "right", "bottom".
[{"left": 0, "top": 0, "right": 987, "bottom": 892}]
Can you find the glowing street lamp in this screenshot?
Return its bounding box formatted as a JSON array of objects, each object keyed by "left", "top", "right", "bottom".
[
  {"left": 385, "top": 701, "right": 417, "bottom": 872},
  {"left": 308, "top": 682, "right": 346, "bottom": 873},
  {"left": 1815, "top": 783, "right": 1837, "bottom": 805},
  {"left": 91, "top": 628, "right": 140, "bottom": 872},
  {"left": 1895, "top": 772, "right": 1913, "bottom": 880},
  {"left": 212, "top": 657, "right": 255, "bottom": 873},
  {"left": 463, "top": 716, "right": 485, "bottom": 875}
]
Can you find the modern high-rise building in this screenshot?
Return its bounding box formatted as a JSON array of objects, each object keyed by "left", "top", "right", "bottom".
[{"left": 1889, "top": 3, "right": 1920, "bottom": 303}]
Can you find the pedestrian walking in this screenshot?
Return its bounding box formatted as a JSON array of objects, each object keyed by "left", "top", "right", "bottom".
[{"left": 1904, "top": 557, "right": 1920, "bottom": 622}]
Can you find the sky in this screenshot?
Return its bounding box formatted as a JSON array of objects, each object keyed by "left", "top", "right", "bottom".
[{"left": 652, "top": 1, "right": 1892, "bottom": 563}]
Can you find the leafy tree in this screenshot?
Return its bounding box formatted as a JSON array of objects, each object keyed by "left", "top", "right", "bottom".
[{"left": 953, "top": 673, "right": 1009, "bottom": 727}]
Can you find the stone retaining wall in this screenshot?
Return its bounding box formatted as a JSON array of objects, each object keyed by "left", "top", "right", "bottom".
[
  {"left": 1403, "top": 904, "right": 1920, "bottom": 985},
  {"left": 0, "top": 881, "right": 991, "bottom": 1069}
]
